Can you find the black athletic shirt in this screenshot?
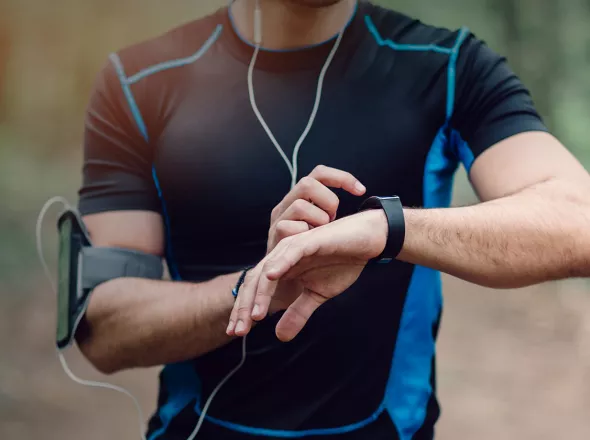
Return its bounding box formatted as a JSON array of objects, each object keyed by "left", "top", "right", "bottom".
[{"left": 79, "top": 2, "right": 547, "bottom": 439}]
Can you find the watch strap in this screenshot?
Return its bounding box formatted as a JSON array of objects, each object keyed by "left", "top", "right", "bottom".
[{"left": 359, "top": 196, "right": 405, "bottom": 263}]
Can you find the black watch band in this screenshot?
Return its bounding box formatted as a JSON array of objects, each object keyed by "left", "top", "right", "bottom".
[{"left": 358, "top": 196, "right": 405, "bottom": 263}]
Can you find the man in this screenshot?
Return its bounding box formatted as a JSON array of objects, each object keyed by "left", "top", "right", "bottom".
[{"left": 77, "top": 0, "right": 590, "bottom": 439}]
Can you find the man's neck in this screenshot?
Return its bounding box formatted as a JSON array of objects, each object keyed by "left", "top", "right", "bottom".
[{"left": 230, "top": 0, "right": 356, "bottom": 50}]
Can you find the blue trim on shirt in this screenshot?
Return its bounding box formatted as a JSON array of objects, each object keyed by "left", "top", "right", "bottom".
[
  {"left": 108, "top": 52, "right": 183, "bottom": 281},
  {"left": 450, "top": 129, "right": 475, "bottom": 172},
  {"left": 148, "top": 363, "right": 202, "bottom": 440},
  {"left": 365, "top": 16, "right": 452, "bottom": 54},
  {"left": 193, "top": 400, "right": 386, "bottom": 438},
  {"left": 126, "top": 25, "right": 223, "bottom": 85},
  {"left": 445, "top": 27, "right": 471, "bottom": 121},
  {"left": 380, "top": 27, "right": 471, "bottom": 440},
  {"left": 109, "top": 46, "right": 215, "bottom": 439},
  {"left": 384, "top": 128, "right": 457, "bottom": 440},
  {"left": 110, "top": 18, "right": 476, "bottom": 438},
  {"left": 109, "top": 53, "right": 149, "bottom": 140}
]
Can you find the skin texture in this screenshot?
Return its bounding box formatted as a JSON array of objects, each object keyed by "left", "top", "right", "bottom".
[
  {"left": 79, "top": 3, "right": 590, "bottom": 373},
  {"left": 78, "top": 0, "right": 361, "bottom": 375},
  {"left": 228, "top": 132, "right": 590, "bottom": 342},
  {"left": 78, "top": 166, "right": 365, "bottom": 374},
  {"left": 230, "top": 0, "right": 355, "bottom": 49}
]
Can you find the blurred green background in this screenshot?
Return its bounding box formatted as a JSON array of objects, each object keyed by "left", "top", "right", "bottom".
[{"left": 0, "top": 1, "right": 589, "bottom": 439}]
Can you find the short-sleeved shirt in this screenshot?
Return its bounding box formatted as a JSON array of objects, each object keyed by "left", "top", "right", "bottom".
[{"left": 79, "top": 2, "right": 547, "bottom": 439}]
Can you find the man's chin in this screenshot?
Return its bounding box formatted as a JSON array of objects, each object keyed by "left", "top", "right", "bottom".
[{"left": 285, "top": 0, "right": 345, "bottom": 8}]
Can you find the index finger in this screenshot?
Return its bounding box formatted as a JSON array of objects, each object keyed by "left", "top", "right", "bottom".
[
  {"left": 309, "top": 165, "right": 366, "bottom": 196},
  {"left": 228, "top": 263, "right": 263, "bottom": 337}
]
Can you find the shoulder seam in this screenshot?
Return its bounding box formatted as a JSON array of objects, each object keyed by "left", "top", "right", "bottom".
[
  {"left": 364, "top": 15, "right": 453, "bottom": 54},
  {"left": 445, "top": 26, "right": 471, "bottom": 121},
  {"left": 118, "top": 24, "right": 223, "bottom": 86},
  {"left": 108, "top": 53, "right": 149, "bottom": 141}
]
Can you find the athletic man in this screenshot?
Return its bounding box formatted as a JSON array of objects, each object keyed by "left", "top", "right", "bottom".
[{"left": 77, "top": 0, "right": 590, "bottom": 439}]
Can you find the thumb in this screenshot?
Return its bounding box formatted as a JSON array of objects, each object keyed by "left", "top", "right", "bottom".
[{"left": 275, "top": 289, "right": 326, "bottom": 342}]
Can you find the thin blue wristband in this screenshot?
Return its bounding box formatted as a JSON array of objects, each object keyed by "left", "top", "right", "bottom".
[{"left": 232, "top": 266, "right": 254, "bottom": 299}]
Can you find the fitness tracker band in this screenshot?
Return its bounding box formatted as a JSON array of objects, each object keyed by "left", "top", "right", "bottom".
[
  {"left": 232, "top": 266, "right": 254, "bottom": 300},
  {"left": 358, "top": 196, "right": 406, "bottom": 263}
]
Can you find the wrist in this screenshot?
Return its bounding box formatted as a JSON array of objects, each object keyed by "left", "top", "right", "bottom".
[
  {"left": 358, "top": 196, "right": 406, "bottom": 262},
  {"left": 361, "top": 209, "right": 389, "bottom": 259}
]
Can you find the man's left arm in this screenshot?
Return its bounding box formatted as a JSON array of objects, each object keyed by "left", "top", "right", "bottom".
[
  {"left": 227, "top": 34, "right": 590, "bottom": 339},
  {"left": 233, "top": 136, "right": 590, "bottom": 340},
  {"left": 396, "top": 32, "right": 590, "bottom": 288},
  {"left": 399, "top": 131, "right": 590, "bottom": 288}
]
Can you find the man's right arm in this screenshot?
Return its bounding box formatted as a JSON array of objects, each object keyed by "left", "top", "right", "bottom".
[
  {"left": 77, "top": 210, "right": 241, "bottom": 374},
  {"left": 78, "top": 56, "right": 366, "bottom": 374},
  {"left": 78, "top": 164, "right": 366, "bottom": 374}
]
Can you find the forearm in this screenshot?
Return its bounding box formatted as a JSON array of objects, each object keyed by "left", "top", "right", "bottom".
[
  {"left": 397, "top": 179, "right": 590, "bottom": 288},
  {"left": 78, "top": 272, "right": 240, "bottom": 374}
]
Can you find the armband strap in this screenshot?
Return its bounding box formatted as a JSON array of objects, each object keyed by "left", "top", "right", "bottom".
[{"left": 80, "top": 247, "right": 164, "bottom": 291}]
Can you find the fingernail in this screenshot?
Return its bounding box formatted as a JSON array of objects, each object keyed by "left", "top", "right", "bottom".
[
  {"left": 355, "top": 181, "right": 366, "bottom": 193},
  {"left": 236, "top": 320, "right": 245, "bottom": 333},
  {"left": 227, "top": 321, "right": 235, "bottom": 334},
  {"left": 253, "top": 304, "right": 260, "bottom": 316}
]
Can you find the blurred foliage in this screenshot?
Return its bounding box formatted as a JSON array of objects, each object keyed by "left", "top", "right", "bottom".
[{"left": 0, "top": 0, "right": 589, "bottom": 285}]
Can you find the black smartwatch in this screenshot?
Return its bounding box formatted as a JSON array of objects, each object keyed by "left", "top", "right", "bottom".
[{"left": 358, "top": 196, "right": 405, "bottom": 263}]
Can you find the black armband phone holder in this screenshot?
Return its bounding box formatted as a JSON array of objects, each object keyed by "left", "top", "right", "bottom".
[{"left": 56, "top": 209, "right": 164, "bottom": 350}]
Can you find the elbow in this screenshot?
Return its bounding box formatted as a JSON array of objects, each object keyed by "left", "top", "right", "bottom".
[
  {"left": 468, "top": 274, "right": 528, "bottom": 290},
  {"left": 463, "top": 267, "right": 543, "bottom": 290},
  {"left": 77, "top": 316, "right": 126, "bottom": 375},
  {"left": 76, "top": 284, "right": 126, "bottom": 375},
  {"left": 78, "top": 336, "right": 122, "bottom": 375}
]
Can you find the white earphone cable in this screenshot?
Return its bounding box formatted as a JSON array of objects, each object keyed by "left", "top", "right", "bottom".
[
  {"left": 190, "top": 0, "right": 346, "bottom": 434},
  {"left": 37, "top": 1, "right": 348, "bottom": 438},
  {"left": 247, "top": 0, "right": 345, "bottom": 188},
  {"left": 36, "top": 197, "right": 148, "bottom": 440}
]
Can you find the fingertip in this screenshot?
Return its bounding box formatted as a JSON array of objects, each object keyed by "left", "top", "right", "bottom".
[
  {"left": 275, "top": 327, "right": 293, "bottom": 343},
  {"left": 235, "top": 319, "right": 247, "bottom": 336},
  {"left": 251, "top": 303, "right": 265, "bottom": 321},
  {"left": 266, "top": 269, "right": 281, "bottom": 280},
  {"left": 354, "top": 181, "right": 366, "bottom": 195}
]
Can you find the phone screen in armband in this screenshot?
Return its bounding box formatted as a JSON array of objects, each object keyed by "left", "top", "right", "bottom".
[
  {"left": 56, "top": 210, "right": 90, "bottom": 350},
  {"left": 56, "top": 215, "right": 73, "bottom": 348}
]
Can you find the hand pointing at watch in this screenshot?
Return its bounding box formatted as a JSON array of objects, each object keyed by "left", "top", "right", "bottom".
[{"left": 227, "top": 208, "right": 392, "bottom": 342}]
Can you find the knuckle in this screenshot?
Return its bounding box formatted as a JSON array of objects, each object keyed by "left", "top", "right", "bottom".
[
  {"left": 270, "top": 205, "right": 280, "bottom": 221},
  {"left": 298, "top": 176, "right": 314, "bottom": 192},
  {"left": 292, "top": 198, "right": 308, "bottom": 214},
  {"left": 237, "top": 307, "right": 252, "bottom": 316},
  {"left": 313, "top": 164, "right": 327, "bottom": 174},
  {"left": 327, "top": 197, "right": 339, "bottom": 215},
  {"left": 275, "top": 220, "right": 289, "bottom": 237},
  {"left": 319, "top": 211, "right": 331, "bottom": 225}
]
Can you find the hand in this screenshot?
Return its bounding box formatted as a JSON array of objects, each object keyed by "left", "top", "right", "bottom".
[
  {"left": 227, "top": 209, "right": 389, "bottom": 341},
  {"left": 227, "top": 166, "right": 367, "bottom": 334},
  {"left": 267, "top": 165, "right": 366, "bottom": 253}
]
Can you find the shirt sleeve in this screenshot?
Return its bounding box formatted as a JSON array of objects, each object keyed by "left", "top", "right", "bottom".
[
  {"left": 451, "top": 34, "right": 549, "bottom": 161},
  {"left": 78, "top": 57, "right": 161, "bottom": 216}
]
